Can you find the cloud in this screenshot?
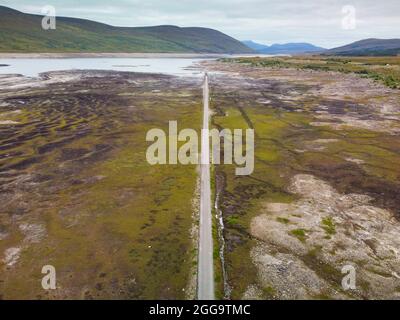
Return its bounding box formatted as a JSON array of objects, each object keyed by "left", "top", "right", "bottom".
[{"left": 1, "top": 0, "right": 399, "bottom": 48}]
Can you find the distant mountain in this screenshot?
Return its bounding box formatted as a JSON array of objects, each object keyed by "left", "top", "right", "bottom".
[
  {"left": 324, "top": 38, "right": 400, "bottom": 56},
  {"left": 242, "top": 41, "right": 270, "bottom": 52},
  {"left": 0, "top": 6, "right": 253, "bottom": 54},
  {"left": 242, "top": 40, "right": 325, "bottom": 54}
]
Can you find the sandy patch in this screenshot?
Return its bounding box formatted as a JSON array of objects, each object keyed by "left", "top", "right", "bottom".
[
  {"left": 3, "top": 247, "right": 21, "bottom": 266},
  {"left": 303, "top": 139, "right": 339, "bottom": 151},
  {"left": 311, "top": 116, "right": 400, "bottom": 134},
  {"left": 0, "top": 120, "right": 19, "bottom": 125},
  {"left": 19, "top": 223, "right": 47, "bottom": 244},
  {"left": 345, "top": 157, "right": 365, "bottom": 165}
]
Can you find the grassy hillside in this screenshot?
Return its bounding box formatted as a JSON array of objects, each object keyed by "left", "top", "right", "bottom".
[
  {"left": 0, "top": 6, "right": 253, "bottom": 53},
  {"left": 325, "top": 39, "right": 400, "bottom": 56}
]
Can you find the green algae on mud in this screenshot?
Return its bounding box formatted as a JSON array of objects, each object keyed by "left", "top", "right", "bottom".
[{"left": 0, "top": 71, "right": 202, "bottom": 299}]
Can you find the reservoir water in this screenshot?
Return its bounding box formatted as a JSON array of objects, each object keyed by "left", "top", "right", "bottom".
[{"left": 0, "top": 58, "right": 207, "bottom": 77}]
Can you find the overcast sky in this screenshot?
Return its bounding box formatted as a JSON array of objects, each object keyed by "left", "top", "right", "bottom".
[{"left": 1, "top": 0, "right": 399, "bottom": 48}]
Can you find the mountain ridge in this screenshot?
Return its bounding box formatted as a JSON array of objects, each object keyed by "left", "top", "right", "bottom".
[
  {"left": 324, "top": 38, "right": 400, "bottom": 56},
  {"left": 0, "top": 5, "right": 253, "bottom": 54},
  {"left": 242, "top": 40, "right": 325, "bottom": 54}
]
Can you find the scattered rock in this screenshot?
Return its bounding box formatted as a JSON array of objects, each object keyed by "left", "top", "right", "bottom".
[{"left": 242, "top": 285, "right": 264, "bottom": 300}]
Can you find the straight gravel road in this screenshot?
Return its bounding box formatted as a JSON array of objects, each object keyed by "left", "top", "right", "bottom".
[{"left": 197, "top": 73, "right": 215, "bottom": 300}]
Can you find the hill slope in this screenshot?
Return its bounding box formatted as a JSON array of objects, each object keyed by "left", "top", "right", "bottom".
[
  {"left": 325, "top": 39, "right": 400, "bottom": 56},
  {"left": 0, "top": 6, "right": 253, "bottom": 53},
  {"left": 242, "top": 40, "right": 325, "bottom": 54}
]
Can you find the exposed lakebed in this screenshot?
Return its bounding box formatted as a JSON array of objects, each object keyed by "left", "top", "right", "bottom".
[{"left": 0, "top": 69, "right": 202, "bottom": 299}]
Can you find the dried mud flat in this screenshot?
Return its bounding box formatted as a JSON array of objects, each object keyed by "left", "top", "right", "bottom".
[
  {"left": 250, "top": 175, "right": 400, "bottom": 299},
  {"left": 203, "top": 60, "right": 400, "bottom": 299},
  {"left": 0, "top": 70, "right": 202, "bottom": 299}
]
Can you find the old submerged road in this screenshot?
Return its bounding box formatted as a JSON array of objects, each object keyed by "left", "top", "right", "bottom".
[{"left": 197, "top": 73, "right": 215, "bottom": 300}]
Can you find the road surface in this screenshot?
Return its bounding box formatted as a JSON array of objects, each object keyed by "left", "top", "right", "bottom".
[{"left": 197, "top": 73, "right": 215, "bottom": 300}]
